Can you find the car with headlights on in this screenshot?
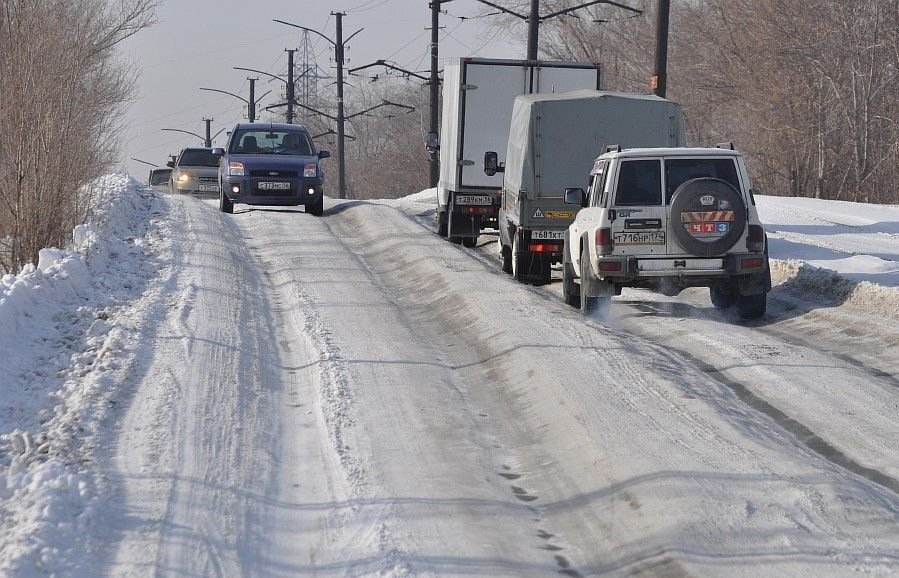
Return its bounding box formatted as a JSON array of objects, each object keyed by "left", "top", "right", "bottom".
[
  {"left": 214, "top": 123, "right": 330, "bottom": 215},
  {"left": 167, "top": 148, "right": 222, "bottom": 194}
]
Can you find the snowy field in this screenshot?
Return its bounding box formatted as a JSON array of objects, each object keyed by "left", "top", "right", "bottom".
[{"left": 1, "top": 176, "right": 897, "bottom": 576}]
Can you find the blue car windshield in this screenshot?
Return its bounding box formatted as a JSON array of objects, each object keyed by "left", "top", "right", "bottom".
[{"left": 230, "top": 130, "right": 314, "bottom": 156}]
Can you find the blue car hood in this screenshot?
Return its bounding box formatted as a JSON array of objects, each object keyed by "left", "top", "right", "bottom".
[{"left": 227, "top": 154, "right": 318, "bottom": 171}]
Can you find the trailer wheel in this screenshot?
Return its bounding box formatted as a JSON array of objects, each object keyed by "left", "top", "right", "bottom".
[{"left": 500, "top": 238, "right": 513, "bottom": 274}]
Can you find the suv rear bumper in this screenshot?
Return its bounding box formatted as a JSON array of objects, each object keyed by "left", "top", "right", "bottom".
[{"left": 594, "top": 252, "right": 768, "bottom": 282}]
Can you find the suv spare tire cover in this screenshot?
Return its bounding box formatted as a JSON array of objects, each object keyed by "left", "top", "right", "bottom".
[{"left": 669, "top": 177, "right": 747, "bottom": 256}]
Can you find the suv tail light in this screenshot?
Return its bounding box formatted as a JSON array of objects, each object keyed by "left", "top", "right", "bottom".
[
  {"left": 747, "top": 224, "right": 765, "bottom": 252},
  {"left": 595, "top": 227, "right": 613, "bottom": 255}
]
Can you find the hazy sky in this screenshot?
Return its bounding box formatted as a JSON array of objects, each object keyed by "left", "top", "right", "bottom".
[{"left": 120, "top": 0, "right": 524, "bottom": 178}]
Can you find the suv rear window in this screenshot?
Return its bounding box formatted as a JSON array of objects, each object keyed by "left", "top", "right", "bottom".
[
  {"left": 665, "top": 158, "right": 740, "bottom": 203},
  {"left": 178, "top": 150, "right": 221, "bottom": 167},
  {"left": 615, "top": 160, "right": 662, "bottom": 206}
]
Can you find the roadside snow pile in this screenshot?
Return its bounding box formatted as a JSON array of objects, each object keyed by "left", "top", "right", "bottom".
[{"left": 0, "top": 174, "right": 169, "bottom": 576}]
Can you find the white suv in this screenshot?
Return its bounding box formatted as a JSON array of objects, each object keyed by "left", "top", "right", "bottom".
[{"left": 562, "top": 145, "right": 770, "bottom": 320}]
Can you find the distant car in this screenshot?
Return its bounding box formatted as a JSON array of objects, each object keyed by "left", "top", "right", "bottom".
[
  {"left": 168, "top": 148, "right": 222, "bottom": 194},
  {"left": 214, "top": 123, "right": 330, "bottom": 215},
  {"left": 148, "top": 168, "right": 172, "bottom": 191}
]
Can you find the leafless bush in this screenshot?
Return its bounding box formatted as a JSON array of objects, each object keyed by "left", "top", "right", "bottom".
[{"left": 0, "top": 0, "right": 157, "bottom": 273}]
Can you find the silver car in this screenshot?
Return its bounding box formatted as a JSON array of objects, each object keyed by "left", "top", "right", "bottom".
[{"left": 168, "top": 148, "right": 222, "bottom": 194}]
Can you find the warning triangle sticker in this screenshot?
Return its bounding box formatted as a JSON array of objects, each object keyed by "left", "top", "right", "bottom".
[{"left": 533, "top": 209, "right": 545, "bottom": 218}]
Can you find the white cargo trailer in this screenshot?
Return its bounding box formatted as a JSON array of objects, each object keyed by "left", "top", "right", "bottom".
[
  {"left": 434, "top": 57, "right": 602, "bottom": 247},
  {"left": 493, "top": 90, "right": 686, "bottom": 283}
]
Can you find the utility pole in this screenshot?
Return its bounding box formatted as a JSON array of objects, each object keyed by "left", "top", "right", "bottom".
[
  {"left": 273, "top": 14, "right": 364, "bottom": 200},
  {"left": 286, "top": 49, "right": 296, "bottom": 124},
  {"left": 428, "top": 0, "right": 444, "bottom": 188},
  {"left": 527, "top": 0, "right": 539, "bottom": 61},
  {"left": 248, "top": 78, "right": 257, "bottom": 122},
  {"left": 651, "top": 0, "right": 670, "bottom": 97},
  {"left": 335, "top": 12, "right": 347, "bottom": 199},
  {"left": 202, "top": 118, "right": 213, "bottom": 147}
]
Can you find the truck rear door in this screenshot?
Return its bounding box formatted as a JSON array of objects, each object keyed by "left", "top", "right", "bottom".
[{"left": 458, "top": 63, "right": 528, "bottom": 189}]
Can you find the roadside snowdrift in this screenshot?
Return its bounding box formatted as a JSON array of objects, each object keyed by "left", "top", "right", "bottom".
[{"left": 0, "top": 175, "right": 170, "bottom": 576}]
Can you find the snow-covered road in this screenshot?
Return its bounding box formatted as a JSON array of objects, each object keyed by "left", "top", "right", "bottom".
[{"left": 2, "top": 180, "right": 898, "bottom": 577}]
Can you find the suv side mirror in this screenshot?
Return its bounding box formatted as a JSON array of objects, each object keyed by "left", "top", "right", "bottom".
[
  {"left": 212, "top": 147, "right": 225, "bottom": 155},
  {"left": 318, "top": 150, "right": 331, "bottom": 159},
  {"left": 564, "top": 187, "right": 585, "bottom": 206},
  {"left": 484, "top": 151, "right": 505, "bottom": 176},
  {"left": 166, "top": 160, "right": 175, "bottom": 168}
]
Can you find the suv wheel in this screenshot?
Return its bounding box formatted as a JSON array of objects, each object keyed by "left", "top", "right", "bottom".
[
  {"left": 579, "top": 246, "right": 609, "bottom": 315},
  {"left": 562, "top": 248, "right": 581, "bottom": 308},
  {"left": 710, "top": 285, "right": 736, "bottom": 310},
  {"left": 219, "top": 189, "right": 233, "bottom": 214},
  {"left": 670, "top": 178, "right": 747, "bottom": 256},
  {"left": 736, "top": 292, "right": 767, "bottom": 320}
]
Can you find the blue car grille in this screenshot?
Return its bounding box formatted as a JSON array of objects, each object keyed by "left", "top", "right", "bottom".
[{"left": 249, "top": 169, "right": 298, "bottom": 178}]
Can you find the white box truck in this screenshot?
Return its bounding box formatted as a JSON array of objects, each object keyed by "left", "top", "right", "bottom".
[
  {"left": 489, "top": 90, "right": 686, "bottom": 283},
  {"left": 433, "top": 57, "right": 602, "bottom": 247}
]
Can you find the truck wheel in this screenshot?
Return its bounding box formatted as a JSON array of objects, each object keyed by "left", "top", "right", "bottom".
[
  {"left": 562, "top": 255, "right": 581, "bottom": 308},
  {"left": 536, "top": 258, "right": 552, "bottom": 285},
  {"left": 736, "top": 292, "right": 767, "bottom": 320},
  {"left": 219, "top": 190, "right": 233, "bottom": 214},
  {"left": 511, "top": 235, "right": 525, "bottom": 281},
  {"left": 462, "top": 236, "right": 477, "bottom": 248},
  {"left": 670, "top": 178, "right": 747, "bottom": 257},
  {"left": 435, "top": 208, "right": 448, "bottom": 237},
  {"left": 307, "top": 195, "right": 324, "bottom": 216},
  {"left": 500, "top": 238, "right": 513, "bottom": 274},
  {"left": 710, "top": 285, "right": 735, "bottom": 310}
]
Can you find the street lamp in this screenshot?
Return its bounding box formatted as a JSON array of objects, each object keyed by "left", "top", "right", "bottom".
[{"left": 200, "top": 83, "right": 272, "bottom": 123}]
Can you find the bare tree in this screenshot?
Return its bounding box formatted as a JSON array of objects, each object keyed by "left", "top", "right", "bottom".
[{"left": 0, "top": 0, "right": 157, "bottom": 273}]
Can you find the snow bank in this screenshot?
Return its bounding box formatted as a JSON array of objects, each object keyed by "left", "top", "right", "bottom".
[{"left": 0, "top": 174, "right": 167, "bottom": 576}]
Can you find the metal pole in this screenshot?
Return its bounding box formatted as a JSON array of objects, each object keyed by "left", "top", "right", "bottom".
[
  {"left": 286, "top": 49, "right": 296, "bottom": 123},
  {"left": 429, "top": 1, "right": 440, "bottom": 187},
  {"left": 203, "top": 118, "right": 212, "bottom": 147},
  {"left": 248, "top": 78, "right": 256, "bottom": 122},
  {"left": 335, "top": 12, "right": 347, "bottom": 199},
  {"left": 652, "top": 0, "right": 670, "bottom": 97},
  {"left": 526, "top": 0, "right": 539, "bottom": 61}
]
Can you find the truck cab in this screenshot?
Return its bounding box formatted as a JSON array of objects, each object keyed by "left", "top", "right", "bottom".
[{"left": 563, "top": 145, "right": 770, "bottom": 319}]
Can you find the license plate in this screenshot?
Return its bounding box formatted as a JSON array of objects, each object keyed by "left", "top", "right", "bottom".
[
  {"left": 198, "top": 184, "right": 219, "bottom": 192},
  {"left": 614, "top": 231, "right": 666, "bottom": 245},
  {"left": 456, "top": 195, "right": 491, "bottom": 205},
  {"left": 258, "top": 181, "right": 291, "bottom": 190},
  {"left": 531, "top": 230, "right": 565, "bottom": 240}
]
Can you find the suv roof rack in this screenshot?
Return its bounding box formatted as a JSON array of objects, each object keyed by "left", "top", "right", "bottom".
[
  {"left": 715, "top": 141, "right": 735, "bottom": 150},
  {"left": 606, "top": 144, "right": 622, "bottom": 153}
]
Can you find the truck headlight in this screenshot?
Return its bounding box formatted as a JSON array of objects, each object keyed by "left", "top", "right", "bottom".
[
  {"left": 229, "top": 161, "right": 245, "bottom": 176},
  {"left": 303, "top": 163, "right": 317, "bottom": 178}
]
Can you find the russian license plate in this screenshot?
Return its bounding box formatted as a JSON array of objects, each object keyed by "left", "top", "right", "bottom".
[
  {"left": 614, "top": 231, "right": 666, "bottom": 245},
  {"left": 456, "top": 195, "right": 491, "bottom": 205},
  {"left": 258, "top": 181, "right": 290, "bottom": 191},
  {"left": 198, "top": 184, "right": 219, "bottom": 192},
  {"left": 531, "top": 229, "right": 565, "bottom": 240}
]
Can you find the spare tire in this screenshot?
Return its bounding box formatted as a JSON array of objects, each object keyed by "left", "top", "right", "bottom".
[{"left": 669, "top": 177, "right": 746, "bottom": 256}]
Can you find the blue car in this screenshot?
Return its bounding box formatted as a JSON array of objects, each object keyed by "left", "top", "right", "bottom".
[{"left": 214, "top": 123, "right": 330, "bottom": 215}]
